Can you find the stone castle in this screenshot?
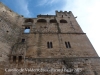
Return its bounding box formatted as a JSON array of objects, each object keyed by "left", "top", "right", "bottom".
[{"left": 0, "top": 2, "right": 100, "bottom": 75}]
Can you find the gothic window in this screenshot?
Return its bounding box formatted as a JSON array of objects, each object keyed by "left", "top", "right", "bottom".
[
  {"left": 37, "top": 19, "right": 47, "bottom": 23},
  {"left": 60, "top": 19, "right": 67, "bottom": 23},
  {"left": 65, "top": 41, "right": 71, "bottom": 48},
  {"left": 24, "top": 26, "right": 30, "bottom": 33},
  {"left": 47, "top": 42, "right": 53, "bottom": 48},
  {"left": 50, "top": 19, "right": 57, "bottom": 23}
]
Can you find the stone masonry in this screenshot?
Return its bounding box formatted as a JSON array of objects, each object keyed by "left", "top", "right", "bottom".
[{"left": 0, "top": 2, "right": 100, "bottom": 75}]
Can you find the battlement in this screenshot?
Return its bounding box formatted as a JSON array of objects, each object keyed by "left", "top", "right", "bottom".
[{"left": 56, "top": 10, "right": 72, "bottom": 14}]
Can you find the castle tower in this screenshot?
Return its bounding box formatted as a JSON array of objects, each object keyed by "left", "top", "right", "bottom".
[{"left": 0, "top": 2, "right": 100, "bottom": 75}]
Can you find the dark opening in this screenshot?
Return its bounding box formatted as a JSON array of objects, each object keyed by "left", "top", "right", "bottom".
[
  {"left": 63, "top": 60, "right": 66, "bottom": 64},
  {"left": 65, "top": 42, "right": 71, "bottom": 48},
  {"left": 50, "top": 42, "right": 53, "bottom": 48},
  {"left": 47, "top": 42, "right": 53, "bottom": 48},
  {"left": 6, "top": 31, "right": 9, "bottom": 33},
  {"left": 68, "top": 42, "right": 71, "bottom": 48},
  {"left": 60, "top": 19, "right": 67, "bottom": 23},
  {"left": 13, "top": 56, "right": 16, "bottom": 62},
  {"left": 47, "top": 42, "right": 50, "bottom": 48},
  {"left": 94, "top": 71, "right": 98, "bottom": 75},
  {"left": 65, "top": 42, "right": 68, "bottom": 48},
  {"left": 37, "top": 19, "right": 47, "bottom": 23},
  {"left": 50, "top": 19, "right": 57, "bottom": 23},
  {"left": 25, "top": 27, "right": 30, "bottom": 29},
  {"left": 20, "top": 73, "right": 22, "bottom": 74},
  {"left": 18, "top": 56, "right": 22, "bottom": 62},
  {"left": 62, "top": 15, "right": 63, "bottom": 18},
  {"left": 22, "top": 39, "right": 25, "bottom": 42}
]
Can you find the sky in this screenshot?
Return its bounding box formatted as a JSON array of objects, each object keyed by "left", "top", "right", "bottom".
[{"left": 0, "top": 0, "right": 100, "bottom": 56}]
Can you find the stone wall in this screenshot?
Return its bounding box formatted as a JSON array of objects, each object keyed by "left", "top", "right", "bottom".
[
  {"left": 0, "top": 2, "right": 100, "bottom": 75},
  {"left": 0, "top": 2, "right": 23, "bottom": 62}
]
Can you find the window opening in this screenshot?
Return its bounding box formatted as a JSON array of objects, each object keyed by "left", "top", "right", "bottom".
[
  {"left": 24, "top": 27, "right": 30, "bottom": 33},
  {"left": 13, "top": 56, "right": 16, "bottom": 62},
  {"left": 60, "top": 19, "right": 67, "bottom": 23},
  {"left": 22, "top": 39, "right": 25, "bottom": 42},
  {"left": 65, "top": 42, "right": 68, "bottom": 48},
  {"left": 68, "top": 42, "right": 71, "bottom": 48},
  {"left": 62, "top": 15, "right": 63, "bottom": 18},
  {"left": 47, "top": 42, "right": 53, "bottom": 48},
  {"left": 65, "top": 42, "right": 71, "bottom": 48},
  {"left": 18, "top": 56, "right": 22, "bottom": 62},
  {"left": 50, "top": 42, "right": 53, "bottom": 48},
  {"left": 47, "top": 42, "right": 50, "bottom": 48},
  {"left": 50, "top": 19, "right": 57, "bottom": 23}
]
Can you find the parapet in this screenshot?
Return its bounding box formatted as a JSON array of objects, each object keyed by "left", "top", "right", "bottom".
[{"left": 37, "top": 14, "right": 55, "bottom": 18}]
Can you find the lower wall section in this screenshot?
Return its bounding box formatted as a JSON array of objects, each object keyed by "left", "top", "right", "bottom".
[{"left": 0, "top": 57, "right": 100, "bottom": 75}]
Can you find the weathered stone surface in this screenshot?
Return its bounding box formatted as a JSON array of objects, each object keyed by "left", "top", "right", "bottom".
[{"left": 0, "top": 2, "right": 100, "bottom": 75}]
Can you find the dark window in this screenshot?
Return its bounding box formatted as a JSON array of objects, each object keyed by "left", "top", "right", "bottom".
[
  {"left": 25, "top": 27, "right": 30, "bottom": 29},
  {"left": 65, "top": 42, "right": 68, "bottom": 48},
  {"left": 13, "top": 56, "right": 16, "bottom": 62},
  {"left": 47, "top": 42, "right": 50, "bottom": 48},
  {"left": 47, "top": 42, "right": 53, "bottom": 48},
  {"left": 50, "top": 42, "right": 53, "bottom": 48},
  {"left": 62, "top": 15, "right": 63, "bottom": 18},
  {"left": 24, "top": 26, "right": 30, "bottom": 33},
  {"left": 65, "top": 41, "right": 71, "bottom": 48},
  {"left": 68, "top": 42, "right": 71, "bottom": 48},
  {"left": 94, "top": 71, "right": 98, "bottom": 75},
  {"left": 37, "top": 19, "right": 47, "bottom": 23},
  {"left": 22, "top": 39, "right": 25, "bottom": 42},
  {"left": 60, "top": 19, "right": 67, "bottom": 23},
  {"left": 50, "top": 19, "right": 57, "bottom": 23},
  {"left": 18, "top": 56, "right": 22, "bottom": 62}
]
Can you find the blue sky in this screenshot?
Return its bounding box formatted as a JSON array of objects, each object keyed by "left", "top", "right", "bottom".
[{"left": 1, "top": 0, "right": 100, "bottom": 56}]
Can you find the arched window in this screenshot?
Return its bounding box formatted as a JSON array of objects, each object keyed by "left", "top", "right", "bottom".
[
  {"left": 37, "top": 19, "right": 47, "bottom": 23},
  {"left": 24, "top": 26, "right": 30, "bottom": 33},
  {"left": 25, "top": 19, "right": 33, "bottom": 23},
  {"left": 60, "top": 19, "right": 67, "bottom": 23},
  {"left": 50, "top": 19, "right": 57, "bottom": 23}
]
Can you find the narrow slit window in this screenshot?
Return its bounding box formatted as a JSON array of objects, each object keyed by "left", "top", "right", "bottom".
[
  {"left": 65, "top": 41, "right": 71, "bottom": 48},
  {"left": 18, "top": 56, "right": 22, "bottom": 62},
  {"left": 65, "top": 42, "right": 68, "bottom": 48},
  {"left": 68, "top": 42, "right": 71, "bottom": 48},
  {"left": 13, "top": 56, "right": 16, "bottom": 62},
  {"left": 62, "top": 15, "right": 63, "bottom": 18},
  {"left": 47, "top": 42, "right": 53, "bottom": 48},
  {"left": 50, "top": 42, "right": 53, "bottom": 48},
  {"left": 47, "top": 42, "right": 50, "bottom": 48}
]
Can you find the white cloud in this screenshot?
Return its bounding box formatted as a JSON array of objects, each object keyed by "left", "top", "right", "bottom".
[
  {"left": 16, "top": 0, "right": 31, "bottom": 17},
  {"left": 37, "top": 0, "right": 59, "bottom": 6},
  {"left": 62, "top": 0, "right": 100, "bottom": 56}
]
